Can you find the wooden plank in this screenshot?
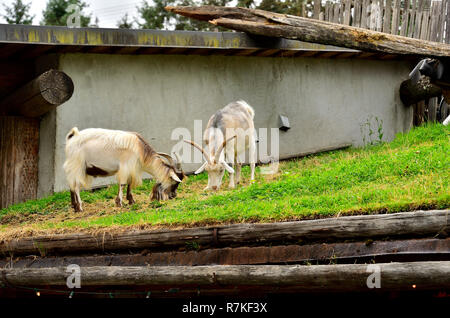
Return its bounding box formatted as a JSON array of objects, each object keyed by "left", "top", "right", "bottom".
[
  {"left": 428, "top": 1, "right": 439, "bottom": 42},
  {"left": 0, "top": 118, "right": 15, "bottom": 209},
  {"left": 400, "top": 0, "right": 411, "bottom": 36},
  {"left": 360, "top": 0, "right": 369, "bottom": 28},
  {"left": 1, "top": 262, "right": 450, "bottom": 291},
  {"left": 414, "top": 101, "right": 426, "bottom": 125},
  {"left": 427, "top": 97, "right": 438, "bottom": 122},
  {"left": 1, "top": 210, "right": 448, "bottom": 256},
  {"left": 339, "top": 0, "right": 345, "bottom": 23},
  {"left": 354, "top": 0, "right": 362, "bottom": 27},
  {"left": 376, "top": 0, "right": 384, "bottom": 31},
  {"left": 383, "top": 0, "right": 393, "bottom": 33},
  {"left": 334, "top": 2, "right": 341, "bottom": 23},
  {"left": 446, "top": 0, "right": 450, "bottom": 43},
  {"left": 408, "top": 0, "right": 417, "bottom": 37},
  {"left": 0, "top": 117, "right": 5, "bottom": 208},
  {"left": 391, "top": 0, "right": 401, "bottom": 34},
  {"left": 420, "top": 7, "right": 430, "bottom": 40},
  {"left": 324, "top": 1, "right": 330, "bottom": 21},
  {"left": 319, "top": 11, "right": 325, "bottom": 21},
  {"left": 368, "top": 0, "right": 377, "bottom": 30},
  {"left": 343, "top": 0, "right": 352, "bottom": 25},
  {"left": 439, "top": 0, "right": 448, "bottom": 42},
  {"left": 12, "top": 118, "right": 39, "bottom": 204},
  {"left": 314, "top": 0, "right": 321, "bottom": 19},
  {"left": 0, "top": 117, "right": 39, "bottom": 209},
  {"left": 414, "top": 0, "right": 425, "bottom": 38}
]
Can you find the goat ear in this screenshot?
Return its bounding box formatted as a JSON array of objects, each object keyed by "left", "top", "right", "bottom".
[
  {"left": 222, "top": 161, "right": 235, "bottom": 174},
  {"left": 170, "top": 170, "right": 182, "bottom": 183},
  {"left": 194, "top": 162, "right": 207, "bottom": 174}
]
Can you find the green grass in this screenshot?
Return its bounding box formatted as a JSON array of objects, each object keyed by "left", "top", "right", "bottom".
[{"left": 1, "top": 123, "right": 449, "bottom": 235}]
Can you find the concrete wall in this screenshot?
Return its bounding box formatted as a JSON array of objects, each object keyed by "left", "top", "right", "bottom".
[{"left": 40, "top": 53, "right": 413, "bottom": 193}]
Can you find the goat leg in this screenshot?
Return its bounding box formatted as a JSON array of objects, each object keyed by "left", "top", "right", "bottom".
[
  {"left": 126, "top": 184, "right": 135, "bottom": 205},
  {"left": 70, "top": 191, "right": 76, "bottom": 209},
  {"left": 228, "top": 162, "right": 235, "bottom": 189},
  {"left": 235, "top": 163, "right": 242, "bottom": 185},
  {"left": 115, "top": 184, "right": 123, "bottom": 207},
  {"left": 71, "top": 187, "right": 83, "bottom": 212}
]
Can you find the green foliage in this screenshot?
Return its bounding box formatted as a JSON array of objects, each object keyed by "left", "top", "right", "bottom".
[
  {"left": 136, "top": 0, "right": 214, "bottom": 31},
  {"left": 41, "top": 0, "right": 91, "bottom": 27},
  {"left": 237, "top": 0, "right": 256, "bottom": 8},
  {"left": 258, "top": 0, "right": 306, "bottom": 16},
  {"left": 360, "top": 115, "right": 385, "bottom": 146},
  {"left": 117, "top": 13, "right": 134, "bottom": 29},
  {"left": 2, "top": 0, "right": 34, "bottom": 25}
]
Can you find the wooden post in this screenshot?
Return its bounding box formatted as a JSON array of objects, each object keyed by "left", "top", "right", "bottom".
[
  {"left": 0, "top": 117, "right": 39, "bottom": 208},
  {"left": 0, "top": 69, "right": 74, "bottom": 118}
]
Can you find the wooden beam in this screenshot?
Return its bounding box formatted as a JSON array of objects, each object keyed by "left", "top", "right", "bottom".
[
  {"left": 1, "top": 262, "right": 449, "bottom": 291},
  {"left": 0, "top": 69, "right": 74, "bottom": 117},
  {"left": 400, "top": 76, "right": 443, "bottom": 106},
  {"left": 0, "top": 61, "right": 35, "bottom": 99},
  {"left": 165, "top": 6, "right": 450, "bottom": 58},
  {"left": 0, "top": 210, "right": 448, "bottom": 256}
]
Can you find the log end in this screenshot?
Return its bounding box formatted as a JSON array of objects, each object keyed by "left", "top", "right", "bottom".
[{"left": 39, "top": 69, "right": 74, "bottom": 106}]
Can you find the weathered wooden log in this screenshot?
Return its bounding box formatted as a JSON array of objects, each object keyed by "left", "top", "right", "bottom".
[
  {"left": 0, "top": 210, "right": 448, "bottom": 256},
  {"left": 400, "top": 76, "right": 443, "bottom": 106},
  {"left": 1, "top": 238, "right": 448, "bottom": 268},
  {"left": 165, "top": 6, "right": 450, "bottom": 58},
  {"left": 1, "top": 262, "right": 449, "bottom": 291},
  {"left": 0, "top": 69, "right": 74, "bottom": 117}
]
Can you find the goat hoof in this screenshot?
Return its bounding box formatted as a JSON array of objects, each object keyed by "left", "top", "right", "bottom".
[
  {"left": 115, "top": 198, "right": 123, "bottom": 207},
  {"left": 128, "top": 199, "right": 136, "bottom": 205}
]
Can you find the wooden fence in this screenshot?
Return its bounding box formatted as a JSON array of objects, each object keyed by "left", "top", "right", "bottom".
[
  {"left": 307, "top": 0, "right": 449, "bottom": 124},
  {"left": 309, "top": 0, "right": 449, "bottom": 44}
]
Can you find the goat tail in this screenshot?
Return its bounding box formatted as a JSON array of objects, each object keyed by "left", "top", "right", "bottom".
[
  {"left": 237, "top": 100, "right": 255, "bottom": 119},
  {"left": 66, "top": 127, "right": 80, "bottom": 141}
]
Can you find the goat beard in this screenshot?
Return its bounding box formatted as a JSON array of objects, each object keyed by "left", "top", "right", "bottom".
[{"left": 151, "top": 182, "right": 180, "bottom": 201}]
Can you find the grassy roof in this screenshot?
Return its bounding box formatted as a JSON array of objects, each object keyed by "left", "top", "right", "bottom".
[{"left": 1, "top": 123, "right": 448, "bottom": 239}]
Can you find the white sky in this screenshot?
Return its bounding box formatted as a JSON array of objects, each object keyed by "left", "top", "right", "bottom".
[{"left": 0, "top": 0, "right": 142, "bottom": 28}]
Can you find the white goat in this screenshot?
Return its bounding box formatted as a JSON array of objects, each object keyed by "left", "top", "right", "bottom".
[
  {"left": 185, "top": 100, "right": 256, "bottom": 190},
  {"left": 64, "top": 127, "right": 183, "bottom": 212}
]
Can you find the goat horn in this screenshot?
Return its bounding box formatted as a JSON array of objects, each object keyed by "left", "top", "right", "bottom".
[
  {"left": 172, "top": 152, "right": 183, "bottom": 171},
  {"left": 157, "top": 152, "right": 176, "bottom": 167},
  {"left": 215, "top": 135, "right": 237, "bottom": 164},
  {"left": 183, "top": 140, "right": 210, "bottom": 164}
]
